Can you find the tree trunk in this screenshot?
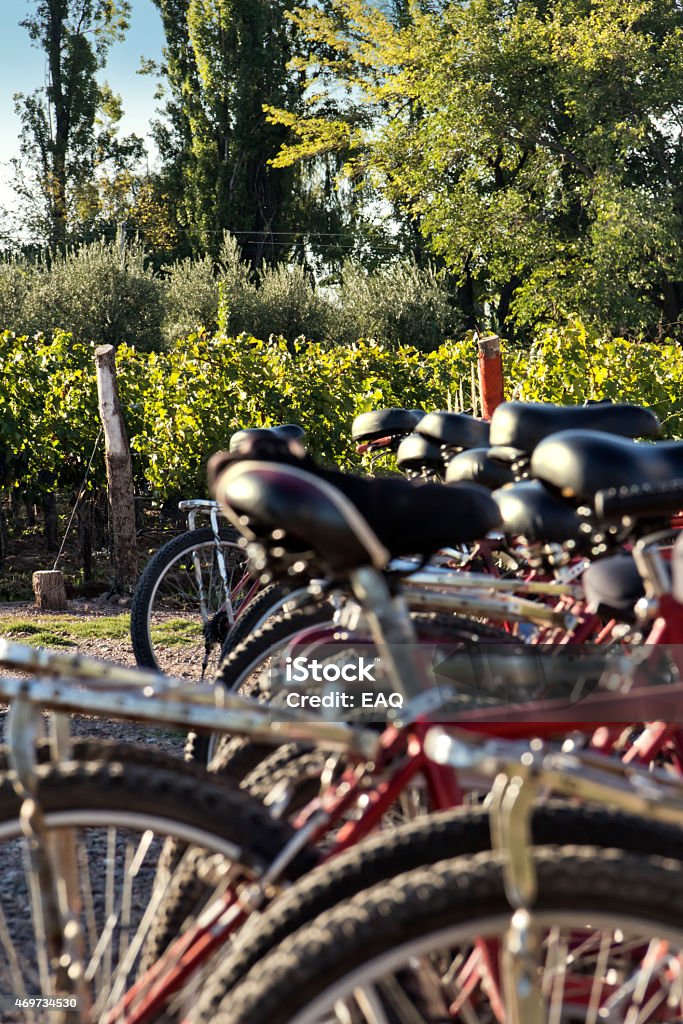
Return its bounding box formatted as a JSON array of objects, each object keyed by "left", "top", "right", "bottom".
[
  {"left": 25, "top": 495, "right": 36, "bottom": 528},
  {"left": 497, "top": 277, "right": 520, "bottom": 338},
  {"left": 33, "top": 570, "right": 67, "bottom": 611},
  {"left": 95, "top": 345, "right": 138, "bottom": 593},
  {"left": 47, "top": 0, "right": 68, "bottom": 247},
  {"left": 10, "top": 490, "right": 23, "bottom": 533},
  {"left": 77, "top": 497, "right": 93, "bottom": 580},
  {"left": 660, "top": 280, "right": 683, "bottom": 336},
  {"left": 0, "top": 503, "right": 6, "bottom": 575},
  {"left": 42, "top": 491, "right": 59, "bottom": 552}
]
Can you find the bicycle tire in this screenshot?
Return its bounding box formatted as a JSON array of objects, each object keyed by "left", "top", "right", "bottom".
[
  {"left": 130, "top": 526, "right": 248, "bottom": 677},
  {"left": 0, "top": 755, "right": 316, "bottom": 1024},
  {"left": 206, "top": 845, "right": 683, "bottom": 1024},
  {"left": 192, "top": 603, "right": 335, "bottom": 774},
  {"left": 193, "top": 800, "right": 683, "bottom": 1021},
  {"left": 215, "top": 601, "right": 335, "bottom": 693},
  {"left": 220, "top": 583, "right": 312, "bottom": 661}
]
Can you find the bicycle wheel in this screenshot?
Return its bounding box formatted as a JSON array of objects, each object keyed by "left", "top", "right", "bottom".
[
  {"left": 130, "top": 527, "right": 253, "bottom": 678},
  {"left": 193, "top": 801, "right": 683, "bottom": 1022},
  {"left": 204, "top": 846, "right": 683, "bottom": 1024},
  {"left": 0, "top": 754, "right": 316, "bottom": 1023},
  {"left": 183, "top": 603, "right": 337, "bottom": 768}
]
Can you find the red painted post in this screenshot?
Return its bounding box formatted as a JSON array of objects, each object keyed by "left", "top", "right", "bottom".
[{"left": 477, "top": 333, "right": 504, "bottom": 420}]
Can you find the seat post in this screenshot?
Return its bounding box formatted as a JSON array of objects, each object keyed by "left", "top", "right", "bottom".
[
  {"left": 632, "top": 529, "right": 675, "bottom": 599},
  {"left": 349, "top": 567, "right": 429, "bottom": 701}
]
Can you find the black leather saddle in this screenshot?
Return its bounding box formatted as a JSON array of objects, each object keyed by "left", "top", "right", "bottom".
[
  {"left": 445, "top": 448, "right": 517, "bottom": 490},
  {"left": 531, "top": 431, "right": 683, "bottom": 504},
  {"left": 396, "top": 434, "right": 444, "bottom": 474},
  {"left": 229, "top": 424, "right": 304, "bottom": 453},
  {"left": 351, "top": 408, "right": 423, "bottom": 443},
  {"left": 492, "top": 481, "right": 587, "bottom": 548},
  {"left": 213, "top": 460, "right": 501, "bottom": 573},
  {"left": 582, "top": 554, "right": 646, "bottom": 623},
  {"left": 415, "top": 411, "right": 490, "bottom": 451},
  {"left": 490, "top": 401, "right": 660, "bottom": 453}
]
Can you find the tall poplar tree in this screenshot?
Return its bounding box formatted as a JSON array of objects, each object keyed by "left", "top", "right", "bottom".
[
  {"left": 14, "top": 1, "right": 144, "bottom": 246},
  {"left": 152, "top": 0, "right": 304, "bottom": 263}
]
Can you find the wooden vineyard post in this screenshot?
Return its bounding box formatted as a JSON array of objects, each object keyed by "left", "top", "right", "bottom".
[
  {"left": 95, "top": 345, "right": 137, "bottom": 592},
  {"left": 476, "top": 333, "right": 505, "bottom": 420}
]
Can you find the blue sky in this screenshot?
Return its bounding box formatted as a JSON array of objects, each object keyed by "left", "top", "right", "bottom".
[{"left": 0, "top": 0, "right": 166, "bottom": 212}]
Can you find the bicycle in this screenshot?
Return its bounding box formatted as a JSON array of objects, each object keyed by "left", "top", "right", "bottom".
[
  {"left": 2, "top": 433, "right": 682, "bottom": 1022},
  {"left": 129, "top": 498, "right": 254, "bottom": 678},
  {"left": 207, "top": 729, "right": 683, "bottom": 1024},
  {"left": 129, "top": 426, "right": 309, "bottom": 680}
]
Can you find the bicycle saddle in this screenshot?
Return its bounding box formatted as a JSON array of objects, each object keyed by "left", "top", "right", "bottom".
[
  {"left": 229, "top": 424, "right": 304, "bottom": 453},
  {"left": 582, "top": 553, "right": 646, "bottom": 623},
  {"left": 212, "top": 459, "right": 501, "bottom": 573},
  {"left": 531, "top": 430, "right": 683, "bottom": 504},
  {"left": 351, "top": 408, "right": 423, "bottom": 443},
  {"left": 492, "top": 481, "right": 587, "bottom": 548},
  {"left": 490, "top": 401, "right": 661, "bottom": 453},
  {"left": 396, "top": 434, "right": 444, "bottom": 474},
  {"left": 445, "top": 448, "right": 516, "bottom": 490},
  {"left": 415, "top": 411, "right": 490, "bottom": 450}
]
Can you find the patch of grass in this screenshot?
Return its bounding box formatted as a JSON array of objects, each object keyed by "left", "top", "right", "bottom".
[
  {"left": 0, "top": 614, "right": 131, "bottom": 647},
  {"left": 150, "top": 618, "right": 200, "bottom": 647}
]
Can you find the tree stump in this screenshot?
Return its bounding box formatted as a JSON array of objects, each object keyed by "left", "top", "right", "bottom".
[{"left": 33, "top": 570, "right": 67, "bottom": 611}]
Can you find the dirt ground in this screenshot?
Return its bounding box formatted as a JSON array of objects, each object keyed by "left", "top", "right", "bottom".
[{"left": 0, "top": 600, "right": 189, "bottom": 754}]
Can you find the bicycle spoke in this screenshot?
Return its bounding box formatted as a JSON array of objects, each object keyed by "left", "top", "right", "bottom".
[
  {"left": 86, "top": 830, "right": 155, "bottom": 996},
  {"left": 352, "top": 986, "right": 393, "bottom": 1024},
  {"left": 0, "top": 898, "right": 33, "bottom": 1001},
  {"left": 586, "top": 928, "right": 612, "bottom": 1024},
  {"left": 21, "top": 836, "right": 51, "bottom": 999},
  {"left": 77, "top": 835, "right": 99, "bottom": 965},
  {"left": 545, "top": 929, "right": 568, "bottom": 1024}
]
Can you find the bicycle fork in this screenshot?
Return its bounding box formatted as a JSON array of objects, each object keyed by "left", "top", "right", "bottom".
[
  {"left": 487, "top": 756, "right": 546, "bottom": 1024},
  {"left": 7, "top": 701, "right": 91, "bottom": 1024}
]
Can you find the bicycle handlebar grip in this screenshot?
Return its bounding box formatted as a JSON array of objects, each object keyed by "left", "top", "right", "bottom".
[{"left": 595, "top": 479, "right": 683, "bottom": 520}]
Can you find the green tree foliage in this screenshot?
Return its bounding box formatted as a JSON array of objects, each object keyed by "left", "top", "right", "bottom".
[
  {"left": 332, "top": 259, "right": 461, "bottom": 348},
  {"left": 267, "top": 0, "right": 683, "bottom": 339},
  {"left": 0, "top": 241, "right": 164, "bottom": 350},
  {"left": 150, "top": 0, "right": 307, "bottom": 261},
  {"left": 0, "top": 236, "right": 459, "bottom": 350},
  {"left": 13, "top": 1, "right": 145, "bottom": 246}
]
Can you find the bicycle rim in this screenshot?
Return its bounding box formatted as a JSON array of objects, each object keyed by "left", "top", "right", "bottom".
[{"left": 145, "top": 539, "right": 251, "bottom": 678}]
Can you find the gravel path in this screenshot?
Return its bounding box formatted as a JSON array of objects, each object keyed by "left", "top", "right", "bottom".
[{"left": 0, "top": 600, "right": 188, "bottom": 755}]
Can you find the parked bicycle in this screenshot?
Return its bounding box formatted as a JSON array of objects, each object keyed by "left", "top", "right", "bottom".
[
  {"left": 129, "top": 425, "right": 306, "bottom": 680},
  {"left": 3, "top": 397, "right": 683, "bottom": 1023}
]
